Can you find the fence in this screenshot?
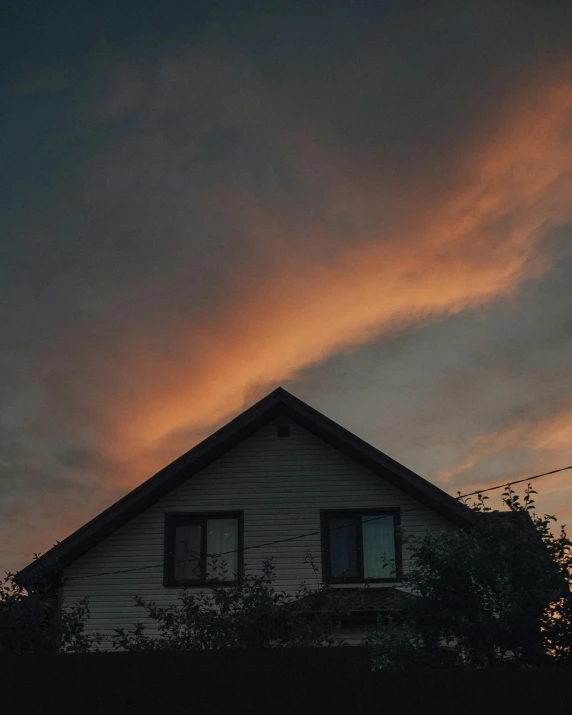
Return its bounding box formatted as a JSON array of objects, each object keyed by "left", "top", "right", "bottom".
[{"left": 2, "top": 647, "right": 571, "bottom": 714}]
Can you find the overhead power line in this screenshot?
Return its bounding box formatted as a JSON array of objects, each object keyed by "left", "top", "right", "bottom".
[
  {"left": 62, "top": 463, "right": 572, "bottom": 582},
  {"left": 455, "top": 464, "right": 572, "bottom": 497}
]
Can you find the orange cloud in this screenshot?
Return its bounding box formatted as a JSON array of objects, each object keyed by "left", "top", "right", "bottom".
[
  {"left": 438, "top": 399, "right": 572, "bottom": 479},
  {"left": 98, "top": 71, "right": 572, "bottom": 483},
  {"left": 434, "top": 397, "right": 572, "bottom": 519}
]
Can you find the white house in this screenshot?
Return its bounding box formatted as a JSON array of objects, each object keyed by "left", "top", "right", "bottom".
[{"left": 18, "top": 387, "right": 472, "bottom": 645}]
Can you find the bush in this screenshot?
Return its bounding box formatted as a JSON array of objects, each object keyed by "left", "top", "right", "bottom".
[
  {"left": 112, "top": 556, "right": 349, "bottom": 651},
  {"left": 365, "top": 486, "right": 572, "bottom": 668},
  {"left": 0, "top": 562, "right": 102, "bottom": 654}
]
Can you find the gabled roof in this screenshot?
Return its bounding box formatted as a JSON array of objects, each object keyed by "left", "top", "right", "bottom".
[{"left": 17, "top": 387, "right": 473, "bottom": 585}]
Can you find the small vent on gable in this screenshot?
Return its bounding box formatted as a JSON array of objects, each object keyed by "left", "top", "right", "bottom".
[{"left": 277, "top": 425, "right": 290, "bottom": 438}]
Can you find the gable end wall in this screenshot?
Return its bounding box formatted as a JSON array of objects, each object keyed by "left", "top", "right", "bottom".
[{"left": 62, "top": 418, "right": 456, "bottom": 642}]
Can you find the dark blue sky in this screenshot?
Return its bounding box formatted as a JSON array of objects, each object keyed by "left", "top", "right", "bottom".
[{"left": 2, "top": 0, "right": 572, "bottom": 572}]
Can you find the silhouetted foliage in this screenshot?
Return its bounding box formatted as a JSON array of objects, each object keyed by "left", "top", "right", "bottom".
[
  {"left": 365, "top": 485, "right": 572, "bottom": 668},
  {"left": 112, "top": 555, "right": 349, "bottom": 651},
  {"left": 0, "top": 561, "right": 102, "bottom": 654}
]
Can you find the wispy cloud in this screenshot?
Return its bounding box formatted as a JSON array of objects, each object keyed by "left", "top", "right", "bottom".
[
  {"left": 102, "top": 63, "right": 572, "bottom": 462},
  {"left": 435, "top": 396, "right": 572, "bottom": 521}
]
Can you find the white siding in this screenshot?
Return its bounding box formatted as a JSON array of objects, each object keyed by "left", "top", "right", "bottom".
[{"left": 62, "top": 418, "right": 455, "bottom": 644}]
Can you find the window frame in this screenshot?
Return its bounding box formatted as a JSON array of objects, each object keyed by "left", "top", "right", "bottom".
[
  {"left": 320, "top": 508, "right": 402, "bottom": 584},
  {"left": 163, "top": 511, "right": 244, "bottom": 587}
]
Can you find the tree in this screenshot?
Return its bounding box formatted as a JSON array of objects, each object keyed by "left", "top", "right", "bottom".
[
  {"left": 365, "top": 485, "right": 572, "bottom": 669},
  {"left": 0, "top": 561, "right": 101, "bottom": 654},
  {"left": 112, "top": 556, "right": 348, "bottom": 651}
]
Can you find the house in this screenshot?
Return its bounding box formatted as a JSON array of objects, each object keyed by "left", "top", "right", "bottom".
[{"left": 18, "top": 387, "right": 473, "bottom": 646}]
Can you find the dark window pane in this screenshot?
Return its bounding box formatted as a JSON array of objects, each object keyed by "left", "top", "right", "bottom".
[
  {"left": 174, "top": 523, "right": 201, "bottom": 581},
  {"left": 206, "top": 518, "right": 238, "bottom": 580},
  {"left": 329, "top": 517, "right": 358, "bottom": 579},
  {"left": 362, "top": 515, "right": 396, "bottom": 578}
]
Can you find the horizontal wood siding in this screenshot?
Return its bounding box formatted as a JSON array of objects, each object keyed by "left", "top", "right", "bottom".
[{"left": 63, "top": 418, "right": 455, "bottom": 644}]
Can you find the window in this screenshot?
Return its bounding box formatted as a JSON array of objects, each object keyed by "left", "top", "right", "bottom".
[
  {"left": 321, "top": 509, "right": 401, "bottom": 583},
  {"left": 164, "top": 513, "right": 243, "bottom": 586}
]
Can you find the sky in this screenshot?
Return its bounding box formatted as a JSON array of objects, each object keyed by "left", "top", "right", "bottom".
[{"left": 2, "top": 0, "right": 572, "bottom": 574}]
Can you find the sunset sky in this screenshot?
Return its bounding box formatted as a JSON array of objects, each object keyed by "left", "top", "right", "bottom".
[{"left": 2, "top": 0, "right": 572, "bottom": 574}]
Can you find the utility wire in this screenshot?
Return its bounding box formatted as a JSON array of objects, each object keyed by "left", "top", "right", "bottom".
[
  {"left": 62, "top": 463, "right": 572, "bottom": 582},
  {"left": 454, "top": 464, "right": 572, "bottom": 497}
]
